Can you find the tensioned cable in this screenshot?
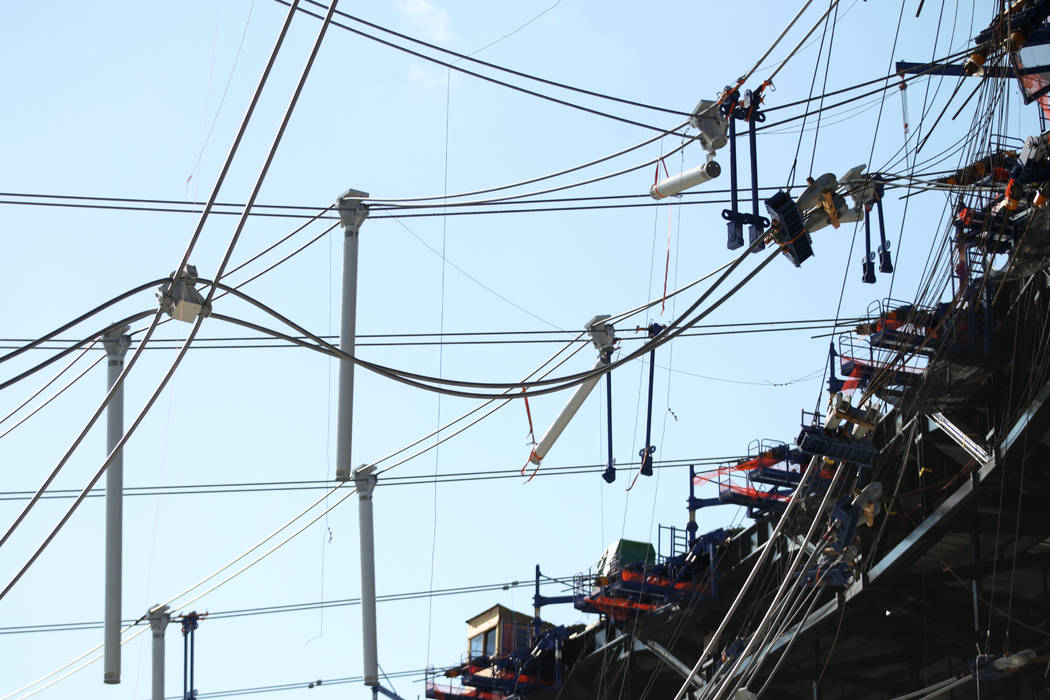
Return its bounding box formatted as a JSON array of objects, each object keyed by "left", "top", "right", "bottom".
[
  {"left": 201, "top": 229, "right": 779, "bottom": 399},
  {"left": 786, "top": 0, "right": 832, "bottom": 191},
  {"left": 0, "top": 63, "right": 970, "bottom": 225},
  {"left": 762, "top": 0, "right": 840, "bottom": 89},
  {"left": 187, "top": 668, "right": 427, "bottom": 699},
  {"left": 0, "top": 310, "right": 157, "bottom": 550},
  {"left": 701, "top": 463, "right": 845, "bottom": 700},
  {"left": 0, "top": 321, "right": 864, "bottom": 352},
  {"left": 0, "top": 353, "right": 105, "bottom": 441},
  {"left": 0, "top": 340, "right": 100, "bottom": 429},
  {"left": 740, "top": 1, "right": 817, "bottom": 86},
  {"left": 0, "top": 458, "right": 734, "bottom": 502},
  {"left": 0, "top": 577, "right": 572, "bottom": 634},
  {"left": 6, "top": 302, "right": 591, "bottom": 695},
  {"left": 852, "top": 77, "right": 1011, "bottom": 408},
  {"left": 0, "top": 0, "right": 335, "bottom": 601},
  {"left": 283, "top": 1, "right": 903, "bottom": 205},
  {"left": 0, "top": 317, "right": 868, "bottom": 346},
  {"left": 763, "top": 46, "right": 970, "bottom": 112},
  {"left": 0, "top": 188, "right": 764, "bottom": 211},
  {"left": 0, "top": 185, "right": 813, "bottom": 214},
  {"left": 1, "top": 220, "right": 336, "bottom": 439},
  {"left": 0, "top": 82, "right": 941, "bottom": 229},
  {"left": 0, "top": 194, "right": 746, "bottom": 219},
  {"left": 4, "top": 27, "right": 873, "bottom": 688},
  {"left": 222, "top": 205, "right": 333, "bottom": 279},
  {"left": 294, "top": 0, "right": 691, "bottom": 116},
  {"left": 200, "top": 242, "right": 760, "bottom": 400},
  {"left": 0, "top": 0, "right": 305, "bottom": 562},
  {"left": 6, "top": 194, "right": 835, "bottom": 700},
  {"left": 0, "top": 309, "right": 154, "bottom": 393},
  {"left": 0, "top": 53, "right": 965, "bottom": 218},
  {"left": 370, "top": 334, "right": 585, "bottom": 474},
  {"left": 281, "top": 0, "right": 686, "bottom": 136},
  {"left": 2, "top": 625, "right": 150, "bottom": 700},
  {"left": 129, "top": 334, "right": 605, "bottom": 668},
  {"left": 670, "top": 457, "right": 833, "bottom": 700},
  {"left": 0, "top": 279, "right": 165, "bottom": 366},
  {"left": 364, "top": 75, "right": 932, "bottom": 208},
  {"left": 766, "top": 51, "right": 969, "bottom": 167},
  {"left": 0, "top": 0, "right": 314, "bottom": 558},
  {"left": 295, "top": 0, "right": 960, "bottom": 124}
]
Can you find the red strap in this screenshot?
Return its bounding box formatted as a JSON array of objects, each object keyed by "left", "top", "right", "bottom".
[
  {"left": 521, "top": 387, "right": 536, "bottom": 475},
  {"left": 626, "top": 465, "right": 643, "bottom": 491},
  {"left": 523, "top": 386, "right": 536, "bottom": 446},
  {"left": 523, "top": 459, "right": 542, "bottom": 484}
]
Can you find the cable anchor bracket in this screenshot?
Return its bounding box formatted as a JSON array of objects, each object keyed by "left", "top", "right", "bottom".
[
  {"left": 158, "top": 265, "right": 211, "bottom": 323},
  {"left": 720, "top": 88, "right": 769, "bottom": 251}
]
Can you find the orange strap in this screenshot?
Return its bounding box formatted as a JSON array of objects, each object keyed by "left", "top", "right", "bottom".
[
  {"left": 626, "top": 464, "right": 644, "bottom": 491},
  {"left": 523, "top": 458, "right": 542, "bottom": 484},
  {"left": 523, "top": 386, "right": 536, "bottom": 447}
]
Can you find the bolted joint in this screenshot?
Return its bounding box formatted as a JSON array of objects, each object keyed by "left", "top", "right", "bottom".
[
  {"left": 157, "top": 265, "right": 211, "bottom": 323},
  {"left": 337, "top": 188, "right": 370, "bottom": 235},
  {"left": 102, "top": 324, "right": 132, "bottom": 364},
  {"left": 353, "top": 463, "right": 377, "bottom": 498},
  {"left": 585, "top": 315, "right": 615, "bottom": 354},
  {"left": 148, "top": 604, "right": 171, "bottom": 638},
  {"left": 180, "top": 611, "right": 200, "bottom": 636},
  {"left": 688, "top": 98, "right": 728, "bottom": 153}
]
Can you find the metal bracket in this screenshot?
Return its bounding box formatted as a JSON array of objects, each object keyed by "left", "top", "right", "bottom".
[
  {"left": 719, "top": 89, "right": 769, "bottom": 251},
  {"left": 102, "top": 324, "right": 132, "bottom": 364},
  {"left": 157, "top": 266, "right": 210, "bottom": 323},
  {"left": 353, "top": 463, "right": 378, "bottom": 499},
  {"left": 337, "top": 188, "right": 370, "bottom": 235},
  {"left": 585, "top": 314, "right": 616, "bottom": 353},
  {"left": 688, "top": 98, "right": 729, "bottom": 153}
]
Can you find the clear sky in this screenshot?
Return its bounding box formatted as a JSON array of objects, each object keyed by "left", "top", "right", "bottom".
[{"left": 0, "top": 1, "right": 1028, "bottom": 698}]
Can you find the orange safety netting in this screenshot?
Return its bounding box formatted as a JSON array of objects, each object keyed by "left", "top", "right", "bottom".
[
  {"left": 842, "top": 355, "right": 925, "bottom": 376},
  {"left": 586, "top": 594, "right": 658, "bottom": 621},
  {"left": 693, "top": 473, "right": 792, "bottom": 501},
  {"left": 690, "top": 450, "right": 786, "bottom": 485}
]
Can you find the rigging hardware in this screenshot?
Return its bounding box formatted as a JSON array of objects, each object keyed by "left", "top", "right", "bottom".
[{"left": 720, "top": 88, "right": 770, "bottom": 251}]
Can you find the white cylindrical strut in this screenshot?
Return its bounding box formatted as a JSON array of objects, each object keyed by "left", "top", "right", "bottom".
[
  {"left": 529, "top": 360, "right": 606, "bottom": 465},
  {"left": 650, "top": 160, "right": 721, "bottom": 200},
  {"left": 353, "top": 465, "right": 379, "bottom": 686},
  {"left": 335, "top": 189, "right": 369, "bottom": 482},
  {"left": 148, "top": 604, "right": 171, "bottom": 700},
  {"left": 102, "top": 326, "right": 131, "bottom": 685}
]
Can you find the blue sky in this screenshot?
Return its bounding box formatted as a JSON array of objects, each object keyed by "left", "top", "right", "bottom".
[{"left": 0, "top": 1, "right": 1028, "bottom": 698}]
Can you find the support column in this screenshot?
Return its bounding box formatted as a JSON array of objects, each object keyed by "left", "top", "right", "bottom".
[
  {"left": 335, "top": 189, "right": 369, "bottom": 482},
  {"left": 969, "top": 469, "right": 982, "bottom": 647},
  {"left": 354, "top": 465, "right": 379, "bottom": 685},
  {"left": 102, "top": 325, "right": 131, "bottom": 684},
  {"left": 148, "top": 605, "right": 171, "bottom": 700}
]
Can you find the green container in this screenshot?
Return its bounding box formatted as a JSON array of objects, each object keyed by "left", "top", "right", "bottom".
[{"left": 596, "top": 538, "right": 656, "bottom": 576}]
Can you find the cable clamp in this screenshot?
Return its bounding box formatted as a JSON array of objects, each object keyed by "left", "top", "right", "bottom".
[{"left": 157, "top": 265, "right": 211, "bottom": 323}]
